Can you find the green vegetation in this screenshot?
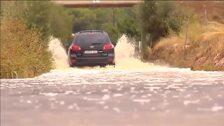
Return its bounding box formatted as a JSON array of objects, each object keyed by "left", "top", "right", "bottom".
[
  {"left": 147, "top": 1, "right": 224, "bottom": 71},
  {"left": 70, "top": 1, "right": 195, "bottom": 60},
  {"left": 139, "top": 0, "right": 192, "bottom": 59},
  {"left": 0, "top": 1, "right": 73, "bottom": 78},
  {"left": 69, "top": 8, "right": 139, "bottom": 46}
]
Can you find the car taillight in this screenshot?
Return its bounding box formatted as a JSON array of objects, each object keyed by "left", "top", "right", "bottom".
[
  {"left": 103, "top": 44, "right": 114, "bottom": 50},
  {"left": 71, "top": 45, "right": 81, "bottom": 51}
]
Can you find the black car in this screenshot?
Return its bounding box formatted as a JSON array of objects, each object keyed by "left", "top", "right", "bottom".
[{"left": 68, "top": 30, "right": 115, "bottom": 67}]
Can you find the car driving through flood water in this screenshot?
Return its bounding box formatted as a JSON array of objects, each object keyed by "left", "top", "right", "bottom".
[{"left": 68, "top": 30, "right": 115, "bottom": 67}]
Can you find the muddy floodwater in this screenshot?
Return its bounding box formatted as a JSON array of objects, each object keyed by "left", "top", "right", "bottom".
[{"left": 1, "top": 36, "right": 224, "bottom": 126}]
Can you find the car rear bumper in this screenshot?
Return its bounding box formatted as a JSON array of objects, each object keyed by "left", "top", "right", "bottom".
[{"left": 69, "top": 56, "right": 115, "bottom": 66}]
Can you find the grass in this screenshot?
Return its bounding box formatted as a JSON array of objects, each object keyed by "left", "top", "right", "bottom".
[
  {"left": 150, "top": 20, "right": 224, "bottom": 71},
  {"left": 0, "top": 18, "right": 53, "bottom": 78}
]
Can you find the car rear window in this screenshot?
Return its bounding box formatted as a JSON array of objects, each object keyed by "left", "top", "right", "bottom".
[{"left": 73, "top": 33, "right": 110, "bottom": 46}]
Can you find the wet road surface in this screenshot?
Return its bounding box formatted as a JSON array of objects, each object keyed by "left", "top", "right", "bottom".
[{"left": 1, "top": 67, "right": 224, "bottom": 126}]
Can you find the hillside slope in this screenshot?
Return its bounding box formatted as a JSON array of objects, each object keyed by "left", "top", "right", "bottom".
[
  {"left": 177, "top": 1, "right": 224, "bottom": 23},
  {"left": 149, "top": 1, "right": 224, "bottom": 71}
]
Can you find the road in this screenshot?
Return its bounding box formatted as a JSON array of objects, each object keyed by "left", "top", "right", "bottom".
[{"left": 1, "top": 67, "right": 224, "bottom": 126}]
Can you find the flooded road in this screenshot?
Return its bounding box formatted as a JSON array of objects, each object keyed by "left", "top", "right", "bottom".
[
  {"left": 1, "top": 36, "right": 224, "bottom": 126},
  {"left": 1, "top": 68, "right": 224, "bottom": 126}
]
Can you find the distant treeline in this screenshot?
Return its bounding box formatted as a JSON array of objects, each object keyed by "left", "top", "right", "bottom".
[{"left": 69, "top": 7, "right": 139, "bottom": 46}]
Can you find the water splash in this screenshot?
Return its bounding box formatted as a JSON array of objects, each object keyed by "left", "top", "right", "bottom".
[
  {"left": 114, "top": 35, "right": 157, "bottom": 70},
  {"left": 48, "top": 37, "right": 69, "bottom": 69},
  {"left": 39, "top": 35, "right": 190, "bottom": 79},
  {"left": 48, "top": 35, "right": 165, "bottom": 71}
]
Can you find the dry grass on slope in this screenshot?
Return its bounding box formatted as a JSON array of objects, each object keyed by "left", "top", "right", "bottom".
[
  {"left": 177, "top": 1, "right": 224, "bottom": 24},
  {"left": 150, "top": 22, "right": 224, "bottom": 71}
]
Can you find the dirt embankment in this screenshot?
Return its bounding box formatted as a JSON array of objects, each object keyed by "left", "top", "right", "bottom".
[{"left": 149, "top": 22, "right": 224, "bottom": 71}]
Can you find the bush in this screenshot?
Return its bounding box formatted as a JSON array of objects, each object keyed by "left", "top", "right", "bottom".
[
  {"left": 1, "top": 1, "right": 73, "bottom": 43},
  {"left": 0, "top": 1, "right": 73, "bottom": 78},
  {"left": 0, "top": 18, "right": 52, "bottom": 78},
  {"left": 139, "top": 0, "right": 192, "bottom": 59}
]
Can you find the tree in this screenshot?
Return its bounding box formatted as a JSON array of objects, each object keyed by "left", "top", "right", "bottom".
[
  {"left": 70, "top": 8, "right": 139, "bottom": 45},
  {"left": 23, "top": 1, "right": 73, "bottom": 43},
  {"left": 139, "top": 0, "right": 187, "bottom": 59}
]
